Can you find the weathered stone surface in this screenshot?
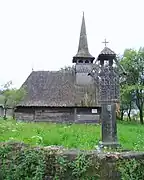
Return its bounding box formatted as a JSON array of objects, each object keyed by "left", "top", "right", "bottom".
[
  {"left": 100, "top": 103, "right": 119, "bottom": 148},
  {"left": 1, "top": 142, "right": 144, "bottom": 180}
]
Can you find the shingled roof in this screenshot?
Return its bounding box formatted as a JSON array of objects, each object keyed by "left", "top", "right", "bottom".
[
  {"left": 99, "top": 47, "right": 116, "bottom": 55},
  {"left": 18, "top": 71, "right": 97, "bottom": 107},
  {"left": 97, "top": 47, "right": 116, "bottom": 61},
  {"left": 18, "top": 71, "right": 75, "bottom": 107}
]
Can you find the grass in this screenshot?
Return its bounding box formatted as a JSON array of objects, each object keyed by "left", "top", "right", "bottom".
[{"left": 0, "top": 119, "right": 144, "bottom": 151}]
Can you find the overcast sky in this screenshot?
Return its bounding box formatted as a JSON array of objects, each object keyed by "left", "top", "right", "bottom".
[{"left": 0, "top": 0, "right": 144, "bottom": 88}]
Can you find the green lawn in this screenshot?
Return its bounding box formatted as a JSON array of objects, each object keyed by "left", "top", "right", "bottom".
[{"left": 0, "top": 119, "right": 144, "bottom": 151}]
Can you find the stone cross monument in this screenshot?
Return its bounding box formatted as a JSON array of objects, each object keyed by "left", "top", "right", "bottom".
[{"left": 89, "top": 40, "right": 126, "bottom": 149}]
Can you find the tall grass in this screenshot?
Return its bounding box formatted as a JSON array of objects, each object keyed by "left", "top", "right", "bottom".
[{"left": 0, "top": 119, "right": 144, "bottom": 151}]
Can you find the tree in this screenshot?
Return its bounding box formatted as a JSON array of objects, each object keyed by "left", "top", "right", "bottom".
[
  {"left": 0, "top": 81, "right": 26, "bottom": 119},
  {"left": 120, "top": 48, "right": 144, "bottom": 124},
  {"left": 0, "top": 81, "right": 12, "bottom": 119},
  {"left": 120, "top": 84, "right": 135, "bottom": 121}
]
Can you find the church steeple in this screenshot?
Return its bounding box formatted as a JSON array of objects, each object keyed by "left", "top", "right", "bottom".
[
  {"left": 97, "top": 39, "right": 116, "bottom": 66},
  {"left": 73, "top": 12, "right": 95, "bottom": 63}
]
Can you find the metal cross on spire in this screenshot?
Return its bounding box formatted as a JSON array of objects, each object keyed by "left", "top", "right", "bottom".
[{"left": 102, "top": 38, "right": 109, "bottom": 47}]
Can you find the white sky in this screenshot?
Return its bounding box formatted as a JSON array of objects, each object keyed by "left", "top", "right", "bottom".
[{"left": 0, "top": 0, "right": 144, "bottom": 88}]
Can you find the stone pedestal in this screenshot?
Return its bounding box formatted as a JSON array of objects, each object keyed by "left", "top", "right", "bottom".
[{"left": 99, "top": 103, "right": 120, "bottom": 149}]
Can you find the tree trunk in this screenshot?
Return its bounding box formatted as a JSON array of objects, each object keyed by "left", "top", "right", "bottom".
[
  {"left": 127, "top": 110, "right": 131, "bottom": 121},
  {"left": 136, "top": 89, "right": 143, "bottom": 124},
  {"left": 120, "top": 109, "right": 124, "bottom": 121},
  {"left": 3, "top": 108, "right": 7, "bottom": 120},
  {"left": 127, "top": 101, "right": 132, "bottom": 121},
  {"left": 139, "top": 108, "right": 143, "bottom": 124},
  {"left": 12, "top": 108, "right": 15, "bottom": 119}
]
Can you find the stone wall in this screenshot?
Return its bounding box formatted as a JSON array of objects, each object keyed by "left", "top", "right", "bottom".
[{"left": 1, "top": 142, "right": 144, "bottom": 179}]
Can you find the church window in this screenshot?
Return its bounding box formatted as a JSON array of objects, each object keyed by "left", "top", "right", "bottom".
[
  {"left": 85, "top": 60, "right": 89, "bottom": 63},
  {"left": 78, "top": 60, "right": 83, "bottom": 63}
]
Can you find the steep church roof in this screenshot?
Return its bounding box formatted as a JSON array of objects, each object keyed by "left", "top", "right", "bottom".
[
  {"left": 17, "top": 14, "right": 98, "bottom": 108},
  {"left": 97, "top": 46, "right": 116, "bottom": 61},
  {"left": 18, "top": 71, "right": 75, "bottom": 107},
  {"left": 99, "top": 47, "right": 116, "bottom": 55},
  {"left": 17, "top": 71, "right": 97, "bottom": 107},
  {"left": 73, "top": 12, "right": 95, "bottom": 62}
]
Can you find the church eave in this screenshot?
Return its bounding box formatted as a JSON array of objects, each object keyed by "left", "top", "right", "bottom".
[
  {"left": 97, "top": 47, "right": 116, "bottom": 60},
  {"left": 73, "top": 53, "right": 95, "bottom": 63},
  {"left": 97, "top": 54, "right": 116, "bottom": 61}
]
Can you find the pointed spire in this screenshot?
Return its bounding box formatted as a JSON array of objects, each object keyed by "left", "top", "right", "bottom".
[
  {"left": 78, "top": 12, "right": 87, "bottom": 52},
  {"left": 73, "top": 12, "right": 95, "bottom": 62}
]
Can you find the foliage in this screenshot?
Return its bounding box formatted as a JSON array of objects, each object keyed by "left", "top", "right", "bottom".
[
  {"left": 55, "top": 153, "right": 100, "bottom": 180},
  {"left": 70, "top": 154, "right": 92, "bottom": 178},
  {"left": 0, "top": 119, "right": 100, "bottom": 150},
  {"left": 0, "top": 143, "right": 46, "bottom": 180},
  {"left": 120, "top": 84, "right": 135, "bottom": 121},
  {"left": 120, "top": 48, "right": 144, "bottom": 124},
  {"left": 0, "top": 81, "right": 26, "bottom": 119},
  {"left": 1, "top": 142, "right": 144, "bottom": 180},
  {"left": 1, "top": 142, "right": 144, "bottom": 179},
  {"left": 0, "top": 143, "right": 100, "bottom": 180},
  {"left": 0, "top": 119, "right": 144, "bottom": 151},
  {"left": 117, "top": 158, "right": 144, "bottom": 180}
]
